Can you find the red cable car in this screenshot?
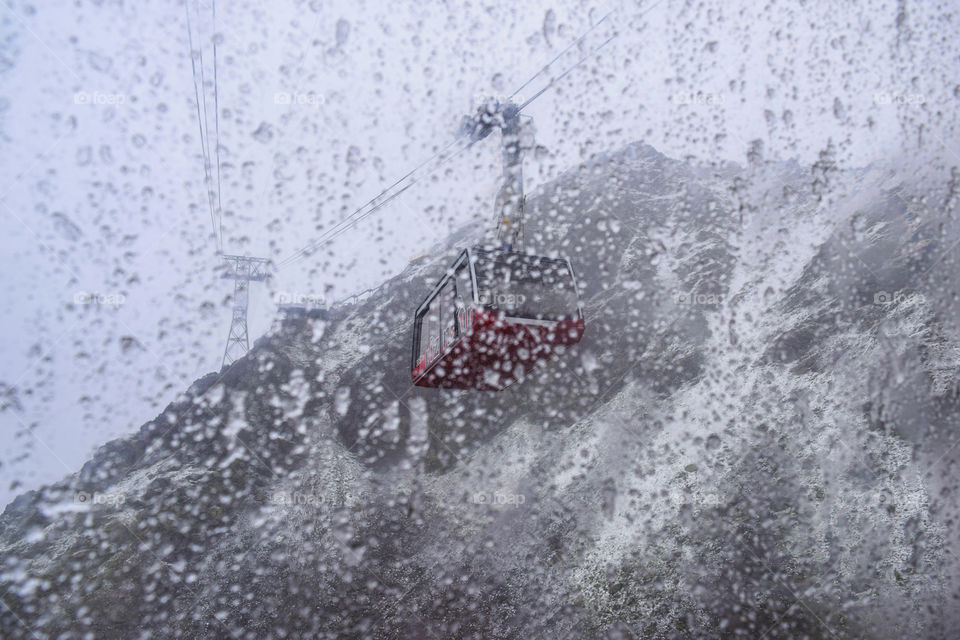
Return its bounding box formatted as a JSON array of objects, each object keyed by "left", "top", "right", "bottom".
[
  {"left": 411, "top": 100, "right": 586, "bottom": 390},
  {"left": 411, "top": 246, "right": 585, "bottom": 391}
]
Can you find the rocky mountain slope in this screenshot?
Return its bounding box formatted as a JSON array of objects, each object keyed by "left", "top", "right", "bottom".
[{"left": 2, "top": 142, "right": 958, "bottom": 639}]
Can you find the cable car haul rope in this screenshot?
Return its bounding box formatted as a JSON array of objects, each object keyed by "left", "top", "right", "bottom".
[{"left": 405, "top": 22, "right": 623, "bottom": 390}]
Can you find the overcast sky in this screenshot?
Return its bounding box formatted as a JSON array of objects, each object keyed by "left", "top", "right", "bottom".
[{"left": 0, "top": 0, "right": 957, "bottom": 506}]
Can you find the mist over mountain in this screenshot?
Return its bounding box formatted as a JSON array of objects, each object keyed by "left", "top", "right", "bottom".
[{"left": 2, "top": 141, "right": 958, "bottom": 639}]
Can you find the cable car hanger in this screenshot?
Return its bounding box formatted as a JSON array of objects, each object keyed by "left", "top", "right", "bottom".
[{"left": 410, "top": 30, "right": 625, "bottom": 391}]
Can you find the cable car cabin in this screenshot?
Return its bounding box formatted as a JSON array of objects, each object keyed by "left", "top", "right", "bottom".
[{"left": 411, "top": 247, "right": 585, "bottom": 391}]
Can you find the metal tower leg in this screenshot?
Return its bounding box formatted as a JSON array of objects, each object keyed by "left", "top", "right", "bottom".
[{"left": 221, "top": 255, "right": 269, "bottom": 368}]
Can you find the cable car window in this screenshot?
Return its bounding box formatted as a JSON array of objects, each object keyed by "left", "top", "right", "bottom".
[
  {"left": 455, "top": 263, "right": 472, "bottom": 331},
  {"left": 441, "top": 279, "right": 456, "bottom": 349},
  {"left": 415, "top": 301, "right": 428, "bottom": 365},
  {"left": 473, "top": 251, "right": 579, "bottom": 320},
  {"left": 428, "top": 294, "right": 441, "bottom": 361},
  {"left": 417, "top": 293, "right": 440, "bottom": 364}
]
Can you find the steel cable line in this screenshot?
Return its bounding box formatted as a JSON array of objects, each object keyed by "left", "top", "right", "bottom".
[
  {"left": 212, "top": 0, "right": 224, "bottom": 252},
  {"left": 276, "top": 133, "right": 475, "bottom": 269},
  {"left": 279, "top": 136, "right": 483, "bottom": 269},
  {"left": 277, "top": 12, "right": 621, "bottom": 270},
  {"left": 185, "top": 0, "right": 219, "bottom": 250},
  {"left": 517, "top": 0, "right": 666, "bottom": 111},
  {"left": 193, "top": 1, "right": 219, "bottom": 251},
  {"left": 185, "top": 0, "right": 223, "bottom": 253},
  {"left": 508, "top": 8, "right": 614, "bottom": 101},
  {"left": 519, "top": 33, "right": 617, "bottom": 111}
]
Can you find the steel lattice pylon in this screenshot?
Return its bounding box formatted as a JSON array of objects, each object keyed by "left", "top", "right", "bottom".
[{"left": 221, "top": 255, "right": 269, "bottom": 368}]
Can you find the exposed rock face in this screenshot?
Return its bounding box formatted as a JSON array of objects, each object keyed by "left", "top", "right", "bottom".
[{"left": 2, "top": 143, "right": 957, "bottom": 639}]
